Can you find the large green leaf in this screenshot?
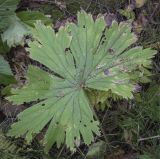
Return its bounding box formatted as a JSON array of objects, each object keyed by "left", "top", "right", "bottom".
[
  {"left": 2, "top": 11, "right": 52, "bottom": 47},
  {"left": 0, "top": 0, "right": 26, "bottom": 47},
  {"left": 0, "top": 55, "right": 15, "bottom": 84},
  {"left": 0, "top": 0, "right": 51, "bottom": 47},
  {"left": 17, "top": 10, "right": 52, "bottom": 28},
  {"left": 2, "top": 15, "right": 28, "bottom": 47},
  {"left": 7, "top": 11, "right": 156, "bottom": 151},
  {"left": 8, "top": 66, "right": 99, "bottom": 151},
  {"left": 0, "top": 0, "right": 20, "bottom": 32}
]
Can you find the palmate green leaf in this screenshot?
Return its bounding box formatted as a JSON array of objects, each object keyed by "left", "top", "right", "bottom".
[
  {"left": 7, "top": 11, "right": 156, "bottom": 151},
  {"left": 7, "top": 66, "right": 99, "bottom": 151},
  {"left": 0, "top": 55, "right": 15, "bottom": 84}
]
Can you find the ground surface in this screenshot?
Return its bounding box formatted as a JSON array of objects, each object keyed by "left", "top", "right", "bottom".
[{"left": 0, "top": 0, "right": 160, "bottom": 159}]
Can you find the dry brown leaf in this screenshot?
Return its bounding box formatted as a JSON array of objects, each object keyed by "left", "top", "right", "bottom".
[{"left": 135, "top": 0, "right": 147, "bottom": 8}]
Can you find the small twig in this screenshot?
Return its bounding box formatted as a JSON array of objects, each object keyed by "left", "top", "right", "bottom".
[
  {"left": 31, "top": 0, "right": 55, "bottom": 4},
  {"left": 85, "top": 0, "right": 93, "bottom": 11},
  {"left": 154, "top": 62, "right": 160, "bottom": 72},
  {"left": 149, "top": 2, "right": 160, "bottom": 20},
  {"left": 91, "top": 108, "right": 113, "bottom": 155},
  {"left": 138, "top": 135, "right": 160, "bottom": 142},
  {"left": 31, "top": 0, "right": 66, "bottom": 11},
  {"left": 76, "top": 146, "right": 86, "bottom": 158},
  {"left": 56, "top": 145, "right": 65, "bottom": 159}
]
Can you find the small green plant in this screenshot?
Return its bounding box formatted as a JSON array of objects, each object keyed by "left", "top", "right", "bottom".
[
  {"left": 7, "top": 11, "right": 156, "bottom": 151},
  {"left": 0, "top": 129, "right": 45, "bottom": 159},
  {"left": 117, "top": 83, "right": 160, "bottom": 153},
  {"left": 0, "top": 130, "right": 25, "bottom": 159}
]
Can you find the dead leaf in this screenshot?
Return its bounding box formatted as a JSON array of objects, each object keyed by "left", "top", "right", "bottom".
[
  {"left": 135, "top": 0, "right": 147, "bottom": 8},
  {"left": 0, "top": 100, "right": 25, "bottom": 118},
  {"left": 133, "top": 13, "right": 148, "bottom": 34},
  {"left": 104, "top": 13, "right": 117, "bottom": 27},
  {"left": 86, "top": 141, "right": 106, "bottom": 159},
  {"left": 54, "top": 17, "right": 76, "bottom": 30}
]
